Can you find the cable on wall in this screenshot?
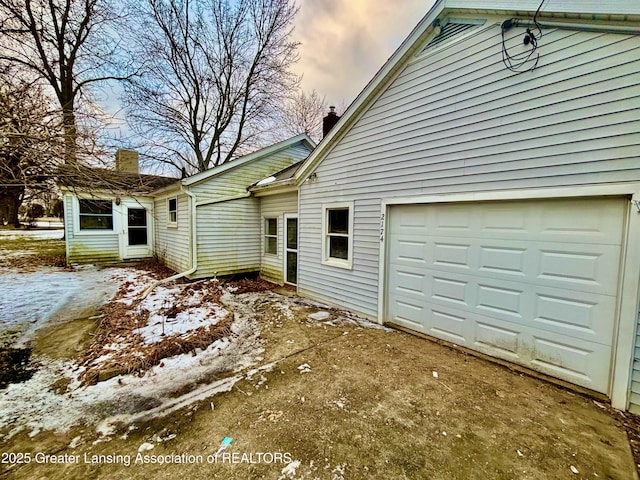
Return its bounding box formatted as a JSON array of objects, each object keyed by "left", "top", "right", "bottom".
[{"left": 501, "top": 0, "right": 547, "bottom": 73}]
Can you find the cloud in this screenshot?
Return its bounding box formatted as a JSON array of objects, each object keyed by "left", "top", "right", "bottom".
[{"left": 292, "top": 0, "right": 435, "bottom": 108}]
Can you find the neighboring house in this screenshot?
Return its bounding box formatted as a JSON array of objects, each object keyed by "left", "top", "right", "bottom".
[
  {"left": 60, "top": 135, "right": 314, "bottom": 276},
  {"left": 253, "top": 0, "right": 640, "bottom": 413}
]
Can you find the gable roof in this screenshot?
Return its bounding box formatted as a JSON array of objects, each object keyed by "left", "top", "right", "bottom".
[
  {"left": 181, "top": 134, "right": 315, "bottom": 187},
  {"left": 292, "top": 0, "right": 640, "bottom": 185}
]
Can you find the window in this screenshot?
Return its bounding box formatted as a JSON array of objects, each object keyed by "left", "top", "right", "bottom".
[
  {"left": 167, "top": 197, "right": 177, "bottom": 226},
  {"left": 264, "top": 218, "right": 277, "bottom": 255},
  {"left": 322, "top": 202, "right": 353, "bottom": 269},
  {"left": 79, "top": 199, "right": 113, "bottom": 230}
]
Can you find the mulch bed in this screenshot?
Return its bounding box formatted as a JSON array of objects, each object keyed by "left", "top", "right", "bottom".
[{"left": 78, "top": 277, "right": 233, "bottom": 385}]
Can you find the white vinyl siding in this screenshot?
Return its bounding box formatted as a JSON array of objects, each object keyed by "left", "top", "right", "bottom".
[
  {"left": 298, "top": 25, "right": 640, "bottom": 322},
  {"left": 189, "top": 144, "right": 311, "bottom": 203},
  {"left": 194, "top": 197, "right": 261, "bottom": 278},
  {"left": 259, "top": 192, "right": 298, "bottom": 284},
  {"left": 64, "top": 194, "right": 120, "bottom": 264},
  {"left": 154, "top": 193, "right": 191, "bottom": 273}
]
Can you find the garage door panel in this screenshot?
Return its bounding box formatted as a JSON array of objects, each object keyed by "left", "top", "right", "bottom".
[
  {"left": 386, "top": 198, "right": 624, "bottom": 394},
  {"left": 390, "top": 237, "right": 620, "bottom": 296},
  {"left": 392, "top": 198, "right": 625, "bottom": 244},
  {"left": 537, "top": 245, "right": 621, "bottom": 295},
  {"left": 528, "top": 336, "right": 611, "bottom": 391},
  {"left": 479, "top": 244, "right": 527, "bottom": 277},
  {"left": 474, "top": 321, "right": 520, "bottom": 359},
  {"left": 430, "top": 309, "right": 469, "bottom": 345},
  {"left": 537, "top": 197, "right": 625, "bottom": 245},
  {"left": 387, "top": 265, "right": 429, "bottom": 299},
  {"left": 389, "top": 264, "right": 615, "bottom": 343},
  {"left": 531, "top": 289, "right": 615, "bottom": 343}
]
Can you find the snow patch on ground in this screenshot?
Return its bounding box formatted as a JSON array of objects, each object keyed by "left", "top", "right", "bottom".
[
  {"left": 0, "top": 267, "right": 138, "bottom": 339},
  {"left": 0, "top": 305, "right": 262, "bottom": 439},
  {"left": 0, "top": 229, "right": 63, "bottom": 240},
  {"left": 279, "top": 459, "right": 301, "bottom": 479}
]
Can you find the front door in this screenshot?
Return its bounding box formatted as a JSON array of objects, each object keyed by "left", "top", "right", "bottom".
[
  {"left": 120, "top": 200, "right": 153, "bottom": 259},
  {"left": 284, "top": 214, "right": 298, "bottom": 285}
]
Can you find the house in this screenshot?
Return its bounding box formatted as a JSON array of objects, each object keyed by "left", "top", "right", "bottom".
[
  {"left": 60, "top": 135, "right": 315, "bottom": 275},
  {"left": 252, "top": 0, "right": 640, "bottom": 413},
  {"left": 60, "top": 0, "right": 640, "bottom": 413}
]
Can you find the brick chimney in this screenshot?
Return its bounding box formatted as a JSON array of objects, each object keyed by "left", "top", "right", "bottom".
[
  {"left": 322, "top": 106, "right": 340, "bottom": 138},
  {"left": 115, "top": 149, "right": 139, "bottom": 174}
]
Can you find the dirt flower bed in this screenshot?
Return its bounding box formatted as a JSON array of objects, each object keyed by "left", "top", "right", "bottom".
[
  {"left": 78, "top": 273, "right": 235, "bottom": 385},
  {"left": 224, "top": 276, "right": 277, "bottom": 294}
]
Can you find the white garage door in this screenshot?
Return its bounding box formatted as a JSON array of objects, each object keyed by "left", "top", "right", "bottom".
[{"left": 386, "top": 197, "right": 626, "bottom": 393}]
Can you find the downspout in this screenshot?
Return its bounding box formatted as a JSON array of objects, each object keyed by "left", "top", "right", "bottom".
[{"left": 141, "top": 184, "right": 198, "bottom": 298}]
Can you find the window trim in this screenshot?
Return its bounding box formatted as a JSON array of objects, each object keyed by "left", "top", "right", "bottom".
[
  {"left": 321, "top": 201, "right": 354, "bottom": 270},
  {"left": 76, "top": 197, "right": 115, "bottom": 234},
  {"left": 264, "top": 217, "right": 278, "bottom": 256},
  {"left": 167, "top": 197, "right": 178, "bottom": 227}
]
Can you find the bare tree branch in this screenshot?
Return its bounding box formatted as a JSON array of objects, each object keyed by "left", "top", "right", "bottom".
[
  {"left": 122, "top": 0, "right": 299, "bottom": 175},
  {"left": 0, "top": 0, "right": 134, "bottom": 161}
]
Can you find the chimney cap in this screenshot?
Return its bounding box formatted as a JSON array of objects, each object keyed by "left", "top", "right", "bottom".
[{"left": 328, "top": 105, "right": 336, "bottom": 115}]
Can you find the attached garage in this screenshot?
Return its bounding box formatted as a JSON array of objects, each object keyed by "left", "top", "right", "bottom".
[
  {"left": 385, "top": 196, "right": 626, "bottom": 393},
  {"left": 295, "top": 1, "right": 640, "bottom": 411}
]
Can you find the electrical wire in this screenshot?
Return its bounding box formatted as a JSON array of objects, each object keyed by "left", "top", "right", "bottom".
[{"left": 501, "top": 0, "right": 547, "bottom": 73}]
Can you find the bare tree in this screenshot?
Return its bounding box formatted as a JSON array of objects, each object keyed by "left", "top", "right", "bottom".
[
  {"left": 276, "top": 89, "right": 327, "bottom": 143},
  {"left": 122, "top": 0, "right": 299, "bottom": 175},
  {"left": 0, "top": 76, "right": 63, "bottom": 227},
  {"left": 0, "top": 0, "right": 129, "bottom": 161}
]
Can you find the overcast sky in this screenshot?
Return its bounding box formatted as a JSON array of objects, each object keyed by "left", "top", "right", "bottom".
[
  {"left": 102, "top": 1, "right": 436, "bottom": 136},
  {"left": 292, "top": 0, "right": 435, "bottom": 110}
]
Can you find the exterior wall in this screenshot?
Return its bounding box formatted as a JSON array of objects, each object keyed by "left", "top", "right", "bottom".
[
  {"left": 632, "top": 319, "right": 640, "bottom": 412},
  {"left": 63, "top": 193, "right": 121, "bottom": 264},
  {"left": 193, "top": 197, "right": 261, "bottom": 278},
  {"left": 153, "top": 192, "right": 191, "bottom": 273},
  {"left": 298, "top": 25, "right": 640, "bottom": 315},
  {"left": 259, "top": 192, "right": 298, "bottom": 284},
  {"left": 190, "top": 143, "right": 311, "bottom": 203}
]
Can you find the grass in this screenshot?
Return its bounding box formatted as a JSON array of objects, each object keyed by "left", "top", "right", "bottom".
[{"left": 0, "top": 236, "right": 66, "bottom": 269}]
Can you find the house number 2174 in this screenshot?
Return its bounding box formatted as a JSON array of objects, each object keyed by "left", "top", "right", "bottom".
[{"left": 379, "top": 213, "right": 385, "bottom": 242}]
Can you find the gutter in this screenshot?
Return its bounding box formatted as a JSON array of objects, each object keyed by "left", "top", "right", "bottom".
[
  {"left": 142, "top": 184, "right": 198, "bottom": 298},
  {"left": 536, "top": 20, "right": 640, "bottom": 35}
]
